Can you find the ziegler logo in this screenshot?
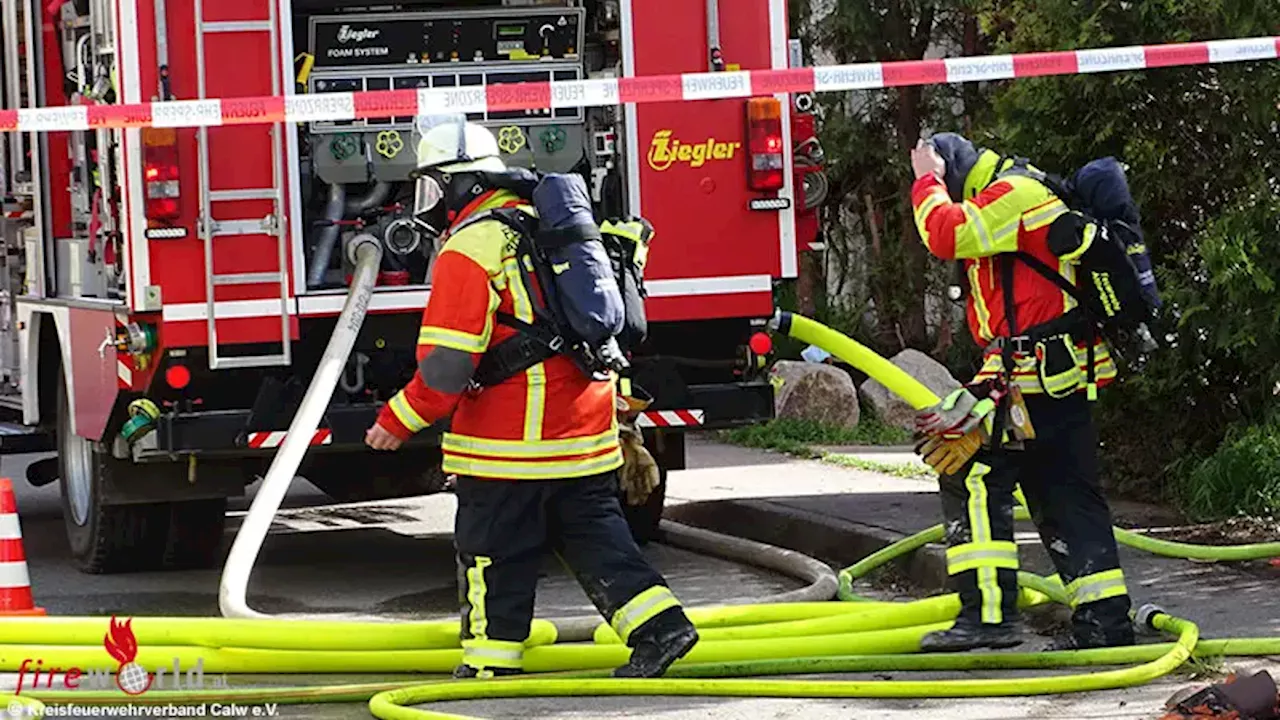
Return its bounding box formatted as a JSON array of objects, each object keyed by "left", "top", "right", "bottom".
[
  {"left": 337, "top": 25, "right": 380, "bottom": 43},
  {"left": 647, "top": 130, "right": 742, "bottom": 171}
]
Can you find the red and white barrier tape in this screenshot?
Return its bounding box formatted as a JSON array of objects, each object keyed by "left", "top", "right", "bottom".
[
  {"left": 247, "top": 429, "right": 333, "bottom": 449},
  {"left": 0, "top": 37, "right": 1275, "bottom": 133},
  {"left": 638, "top": 410, "right": 705, "bottom": 428}
]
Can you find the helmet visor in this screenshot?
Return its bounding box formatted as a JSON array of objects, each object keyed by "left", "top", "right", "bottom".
[{"left": 414, "top": 174, "right": 444, "bottom": 218}]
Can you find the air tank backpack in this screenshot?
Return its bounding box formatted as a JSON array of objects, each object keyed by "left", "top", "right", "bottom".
[
  {"left": 996, "top": 156, "right": 1163, "bottom": 378},
  {"left": 460, "top": 169, "right": 655, "bottom": 387}
]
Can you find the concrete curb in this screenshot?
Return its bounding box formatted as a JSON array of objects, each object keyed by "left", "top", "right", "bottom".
[{"left": 665, "top": 499, "right": 948, "bottom": 592}]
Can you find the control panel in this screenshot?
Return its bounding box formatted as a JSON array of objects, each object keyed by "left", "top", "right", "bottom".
[
  {"left": 307, "top": 8, "right": 585, "bottom": 69},
  {"left": 305, "top": 7, "right": 587, "bottom": 134}
]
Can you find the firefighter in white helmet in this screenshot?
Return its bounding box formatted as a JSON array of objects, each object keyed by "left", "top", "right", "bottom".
[{"left": 366, "top": 115, "right": 698, "bottom": 680}]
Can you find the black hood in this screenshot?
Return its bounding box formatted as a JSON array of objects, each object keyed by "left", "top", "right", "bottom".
[{"left": 929, "top": 132, "right": 980, "bottom": 202}]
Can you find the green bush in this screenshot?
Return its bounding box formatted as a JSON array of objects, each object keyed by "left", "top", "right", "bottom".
[{"left": 1174, "top": 417, "right": 1280, "bottom": 520}]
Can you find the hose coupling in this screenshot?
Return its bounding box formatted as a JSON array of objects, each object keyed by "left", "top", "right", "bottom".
[
  {"left": 344, "top": 232, "right": 382, "bottom": 266},
  {"left": 767, "top": 309, "right": 792, "bottom": 335},
  {"left": 1134, "top": 603, "right": 1167, "bottom": 630}
]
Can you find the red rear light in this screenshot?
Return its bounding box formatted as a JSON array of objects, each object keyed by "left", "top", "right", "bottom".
[
  {"left": 142, "top": 128, "right": 181, "bottom": 221},
  {"left": 749, "top": 332, "right": 773, "bottom": 355},
  {"left": 165, "top": 364, "right": 191, "bottom": 390},
  {"left": 746, "top": 97, "right": 784, "bottom": 191}
]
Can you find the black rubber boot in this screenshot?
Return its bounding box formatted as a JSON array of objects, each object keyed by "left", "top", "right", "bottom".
[
  {"left": 1046, "top": 625, "right": 1136, "bottom": 651},
  {"left": 919, "top": 617, "right": 1025, "bottom": 653},
  {"left": 613, "top": 608, "right": 699, "bottom": 678},
  {"left": 452, "top": 665, "right": 523, "bottom": 679}
]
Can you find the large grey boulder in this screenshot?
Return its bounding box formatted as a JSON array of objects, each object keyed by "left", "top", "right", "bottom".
[
  {"left": 858, "top": 349, "right": 961, "bottom": 431},
  {"left": 770, "top": 360, "right": 860, "bottom": 428}
]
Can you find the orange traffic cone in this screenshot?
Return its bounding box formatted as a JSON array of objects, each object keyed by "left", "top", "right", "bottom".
[{"left": 0, "top": 478, "right": 44, "bottom": 616}]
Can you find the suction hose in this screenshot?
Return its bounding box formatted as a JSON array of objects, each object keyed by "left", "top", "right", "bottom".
[
  {"left": 307, "top": 184, "right": 348, "bottom": 289},
  {"left": 220, "top": 232, "right": 384, "bottom": 619}
]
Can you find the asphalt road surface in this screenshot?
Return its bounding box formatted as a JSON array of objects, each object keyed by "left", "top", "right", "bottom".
[{"left": 0, "top": 440, "right": 1260, "bottom": 720}]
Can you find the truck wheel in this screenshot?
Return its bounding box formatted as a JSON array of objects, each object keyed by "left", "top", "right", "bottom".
[
  {"left": 624, "top": 431, "right": 684, "bottom": 545},
  {"left": 56, "top": 369, "right": 169, "bottom": 573},
  {"left": 624, "top": 466, "right": 668, "bottom": 545},
  {"left": 161, "top": 499, "right": 228, "bottom": 570}
]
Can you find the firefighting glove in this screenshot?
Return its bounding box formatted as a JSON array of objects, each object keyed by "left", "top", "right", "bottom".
[
  {"left": 619, "top": 421, "right": 660, "bottom": 506},
  {"left": 915, "top": 427, "right": 986, "bottom": 476},
  {"left": 915, "top": 387, "right": 999, "bottom": 439}
]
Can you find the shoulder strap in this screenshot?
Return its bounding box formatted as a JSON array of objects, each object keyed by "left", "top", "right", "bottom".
[{"left": 1011, "top": 251, "right": 1086, "bottom": 304}]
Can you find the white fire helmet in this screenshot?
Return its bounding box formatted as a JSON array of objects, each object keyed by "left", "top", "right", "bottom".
[{"left": 412, "top": 115, "right": 505, "bottom": 220}]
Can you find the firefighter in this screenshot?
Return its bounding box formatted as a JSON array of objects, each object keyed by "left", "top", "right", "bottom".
[
  {"left": 907, "top": 132, "right": 1136, "bottom": 652},
  {"left": 363, "top": 116, "right": 698, "bottom": 679}
]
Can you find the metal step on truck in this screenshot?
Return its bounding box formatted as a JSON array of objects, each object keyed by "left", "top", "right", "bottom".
[{"left": 0, "top": 0, "right": 826, "bottom": 574}]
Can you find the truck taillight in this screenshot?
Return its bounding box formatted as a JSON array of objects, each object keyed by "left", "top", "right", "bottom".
[
  {"left": 142, "top": 128, "right": 180, "bottom": 221},
  {"left": 746, "top": 97, "right": 784, "bottom": 192}
]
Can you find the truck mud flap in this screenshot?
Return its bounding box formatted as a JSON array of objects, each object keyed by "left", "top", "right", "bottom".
[{"left": 152, "top": 405, "right": 445, "bottom": 456}]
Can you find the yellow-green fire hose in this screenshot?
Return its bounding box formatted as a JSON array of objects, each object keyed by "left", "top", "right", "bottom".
[{"left": 6, "top": 311, "right": 1280, "bottom": 720}]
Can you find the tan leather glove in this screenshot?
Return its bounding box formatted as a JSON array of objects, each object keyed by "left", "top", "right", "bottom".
[
  {"left": 618, "top": 421, "right": 660, "bottom": 506},
  {"left": 915, "top": 426, "right": 985, "bottom": 476}
]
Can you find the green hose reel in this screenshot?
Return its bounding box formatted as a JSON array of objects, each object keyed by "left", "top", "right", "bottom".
[{"left": 120, "top": 398, "right": 161, "bottom": 444}]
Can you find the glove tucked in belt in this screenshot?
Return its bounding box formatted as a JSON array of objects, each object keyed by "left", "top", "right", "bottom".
[{"left": 618, "top": 421, "right": 660, "bottom": 506}]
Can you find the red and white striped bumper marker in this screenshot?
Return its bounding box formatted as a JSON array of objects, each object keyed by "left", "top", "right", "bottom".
[
  {"left": 0, "top": 37, "right": 1276, "bottom": 133},
  {"left": 637, "top": 410, "right": 706, "bottom": 428},
  {"left": 247, "top": 429, "right": 333, "bottom": 449}
]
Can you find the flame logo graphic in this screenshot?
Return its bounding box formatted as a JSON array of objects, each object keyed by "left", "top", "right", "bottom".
[{"left": 103, "top": 616, "right": 153, "bottom": 695}]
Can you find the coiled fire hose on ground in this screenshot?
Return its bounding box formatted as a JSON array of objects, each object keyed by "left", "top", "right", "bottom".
[{"left": 5, "top": 311, "right": 1280, "bottom": 720}]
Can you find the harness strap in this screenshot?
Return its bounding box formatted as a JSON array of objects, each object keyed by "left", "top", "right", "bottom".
[{"left": 1009, "top": 250, "right": 1099, "bottom": 396}]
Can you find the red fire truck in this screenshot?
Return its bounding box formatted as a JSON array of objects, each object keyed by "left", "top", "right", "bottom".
[{"left": 0, "top": 0, "right": 824, "bottom": 573}]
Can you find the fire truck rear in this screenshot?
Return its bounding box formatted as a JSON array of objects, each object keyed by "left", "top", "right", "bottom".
[{"left": 0, "top": 0, "right": 824, "bottom": 573}]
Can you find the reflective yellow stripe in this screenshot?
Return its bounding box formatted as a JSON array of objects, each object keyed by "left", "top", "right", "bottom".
[
  {"left": 914, "top": 190, "right": 947, "bottom": 228},
  {"left": 466, "top": 556, "right": 492, "bottom": 643},
  {"left": 968, "top": 261, "right": 993, "bottom": 340},
  {"left": 1066, "top": 569, "right": 1128, "bottom": 609},
  {"left": 443, "top": 446, "right": 624, "bottom": 480},
  {"left": 524, "top": 363, "right": 546, "bottom": 442},
  {"left": 1059, "top": 221, "right": 1097, "bottom": 263},
  {"left": 388, "top": 392, "right": 429, "bottom": 433},
  {"left": 442, "top": 428, "right": 619, "bottom": 459},
  {"left": 1021, "top": 198, "right": 1068, "bottom": 231},
  {"left": 946, "top": 540, "right": 1019, "bottom": 575},
  {"left": 611, "top": 586, "right": 680, "bottom": 643},
  {"left": 974, "top": 343, "right": 1118, "bottom": 395},
  {"left": 956, "top": 204, "right": 995, "bottom": 255},
  {"left": 602, "top": 220, "right": 645, "bottom": 243},
  {"left": 461, "top": 639, "right": 524, "bottom": 671},
  {"left": 503, "top": 257, "right": 546, "bottom": 442},
  {"left": 963, "top": 462, "right": 1003, "bottom": 624},
  {"left": 1059, "top": 260, "right": 1078, "bottom": 313},
  {"left": 418, "top": 324, "right": 491, "bottom": 354}
]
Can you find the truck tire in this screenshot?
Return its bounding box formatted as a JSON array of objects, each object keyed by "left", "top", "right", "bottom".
[
  {"left": 623, "top": 466, "right": 668, "bottom": 545},
  {"left": 56, "top": 369, "right": 169, "bottom": 573},
  {"left": 623, "top": 431, "right": 684, "bottom": 545},
  {"left": 161, "top": 499, "right": 228, "bottom": 570}
]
